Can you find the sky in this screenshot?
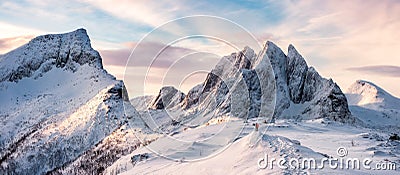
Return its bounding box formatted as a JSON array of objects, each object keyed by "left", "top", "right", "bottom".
[{"left": 0, "top": 0, "right": 399, "bottom": 97}]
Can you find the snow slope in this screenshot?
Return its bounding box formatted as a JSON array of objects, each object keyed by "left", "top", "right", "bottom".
[
  {"left": 105, "top": 120, "right": 313, "bottom": 174},
  {"left": 130, "top": 95, "right": 154, "bottom": 111},
  {"left": 107, "top": 118, "right": 399, "bottom": 175}
]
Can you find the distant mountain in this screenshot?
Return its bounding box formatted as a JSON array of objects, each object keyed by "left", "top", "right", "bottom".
[
  {"left": 0, "top": 29, "right": 154, "bottom": 174},
  {"left": 346, "top": 80, "right": 400, "bottom": 130},
  {"left": 149, "top": 86, "right": 185, "bottom": 110},
  {"left": 347, "top": 80, "right": 400, "bottom": 110}
]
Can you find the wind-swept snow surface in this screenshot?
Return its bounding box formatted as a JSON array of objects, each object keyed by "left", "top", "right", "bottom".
[{"left": 107, "top": 118, "right": 399, "bottom": 175}]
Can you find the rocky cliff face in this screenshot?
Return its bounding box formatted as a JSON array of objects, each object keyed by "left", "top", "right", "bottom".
[
  {"left": 265, "top": 42, "right": 352, "bottom": 122},
  {"left": 149, "top": 86, "right": 185, "bottom": 110},
  {"left": 177, "top": 46, "right": 274, "bottom": 121}
]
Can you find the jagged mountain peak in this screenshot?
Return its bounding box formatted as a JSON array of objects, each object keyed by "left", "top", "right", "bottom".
[
  {"left": 242, "top": 45, "right": 254, "bottom": 54},
  {"left": 265, "top": 41, "right": 286, "bottom": 64},
  {"left": 0, "top": 28, "right": 103, "bottom": 82},
  {"left": 149, "top": 86, "right": 185, "bottom": 110},
  {"left": 287, "top": 44, "right": 305, "bottom": 62},
  {"left": 260, "top": 41, "right": 352, "bottom": 122},
  {"left": 265, "top": 40, "right": 279, "bottom": 49},
  {"left": 288, "top": 43, "right": 296, "bottom": 51},
  {"left": 145, "top": 41, "right": 353, "bottom": 124}
]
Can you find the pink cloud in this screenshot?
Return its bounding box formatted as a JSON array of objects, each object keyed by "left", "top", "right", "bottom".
[
  {"left": 346, "top": 65, "right": 400, "bottom": 78},
  {"left": 0, "top": 35, "right": 35, "bottom": 54},
  {"left": 99, "top": 41, "right": 196, "bottom": 68}
]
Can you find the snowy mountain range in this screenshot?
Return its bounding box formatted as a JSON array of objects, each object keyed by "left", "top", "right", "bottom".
[{"left": 0, "top": 29, "right": 399, "bottom": 174}]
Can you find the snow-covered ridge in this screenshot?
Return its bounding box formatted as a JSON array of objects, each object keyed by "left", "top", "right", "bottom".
[
  {"left": 0, "top": 29, "right": 153, "bottom": 174},
  {"left": 346, "top": 80, "right": 400, "bottom": 110},
  {"left": 0, "top": 28, "right": 103, "bottom": 82}
]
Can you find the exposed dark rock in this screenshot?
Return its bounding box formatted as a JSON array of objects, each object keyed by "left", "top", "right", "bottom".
[
  {"left": 182, "top": 84, "right": 203, "bottom": 109},
  {"left": 150, "top": 86, "right": 185, "bottom": 110},
  {"left": 107, "top": 81, "right": 130, "bottom": 101},
  {"left": 286, "top": 44, "right": 308, "bottom": 103}
]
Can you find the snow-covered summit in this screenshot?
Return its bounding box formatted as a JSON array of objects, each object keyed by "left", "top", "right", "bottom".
[
  {"left": 346, "top": 80, "right": 400, "bottom": 130},
  {"left": 346, "top": 80, "right": 400, "bottom": 110},
  {"left": 0, "top": 28, "right": 103, "bottom": 82},
  {"left": 0, "top": 29, "right": 153, "bottom": 174}
]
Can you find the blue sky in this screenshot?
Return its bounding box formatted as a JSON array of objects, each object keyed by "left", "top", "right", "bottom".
[{"left": 1, "top": 0, "right": 399, "bottom": 97}]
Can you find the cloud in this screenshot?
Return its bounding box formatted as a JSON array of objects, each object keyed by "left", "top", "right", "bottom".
[
  {"left": 2, "top": 0, "right": 400, "bottom": 97},
  {"left": 100, "top": 41, "right": 197, "bottom": 68},
  {"left": 100, "top": 49, "right": 130, "bottom": 67},
  {"left": 346, "top": 65, "right": 400, "bottom": 78},
  {"left": 0, "top": 1, "right": 149, "bottom": 47},
  {"left": 83, "top": 0, "right": 182, "bottom": 27},
  {"left": 100, "top": 41, "right": 222, "bottom": 96},
  {"left": 0, "top": 21, "right": 43, "bottom": 54},
  {"left": 77, "top": 0, "right": 400, "bottom": 97},
  {"left": 0, "top": 35, "right": 35, "bottom": 54}
]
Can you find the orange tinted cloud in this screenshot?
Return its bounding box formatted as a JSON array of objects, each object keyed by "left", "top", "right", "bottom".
[{"left": 0, "top": 35, "right": 34, "bottom": 54}]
